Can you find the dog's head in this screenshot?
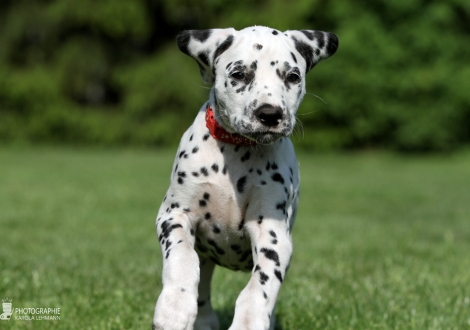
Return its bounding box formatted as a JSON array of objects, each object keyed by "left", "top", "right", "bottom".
[{"left": 177, "top": 26, "right": 338, "bottom": 144}]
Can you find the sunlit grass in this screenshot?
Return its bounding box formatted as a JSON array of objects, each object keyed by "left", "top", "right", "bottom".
[{"left": 1, "top": 147, "right": 469, "bottom": 329}]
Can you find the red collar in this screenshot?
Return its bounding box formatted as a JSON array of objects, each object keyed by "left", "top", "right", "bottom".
[{"left": 205, "top": 105, "right": 257, "bottom": 146}]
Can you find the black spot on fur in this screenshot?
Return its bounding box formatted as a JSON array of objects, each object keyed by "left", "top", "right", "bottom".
[
  {"left": 199, "top": 200, "right": 207, "bottom": 207},
  {"left": 212, "top": 225, "right": 221, "bottom": 234},
  {"left": 292, "top": 36, "right": 314, "bottom": 73},
  {"left": 213, "top": 35, "right": 234, "bottom": 62},
  {"left": 203, "top": 192, "right": 210, "bottom": 200},
  {"left": 276, "top": 201, "right": 286, "bottom": 214},
  {"left": 241, "top": 151, "right": 251, "bottom": 162},
  {"left": 272, "top": 30, "right": 279, "bottom": 35},
  {"left": 259, "top": 271, "right": 269, "bottom": 284},
  {"left": 177, "top": 177, "right": 184, "bottom": 184},
  {"left": 237, "top": 176, "right": 247, "bottom": 193},
  {"left": 222, "top": 165, "right": 228, "bottom": 175},
  {"left": 312, "top": 30, "right": 326, "bottom": 48},
  {"left": 301, "top": 30, "right": 315, "bottom": 41},
  {"left": 253, "top": 43, "right": 263, "bottom": 50},
  {"left": 192, "top": 30, "right": 212, "bottom": 42},
  {"left": 238, "top": 218, "right": 245, "bottom": 230},
  {"left": 274, "top": 269, "right": 283, "bottom": 282},
  {"left": 211, "top": 163, "right": 219, "bottom": 173},
  {"left": 165, "top": 240, "right": 172, "bottom": 250},
  {"left": 192, "top": 146, "right": 199, "bottom": 153},
  {"left": 201, "top": 167, "right": 209, "bottom": 176},
  {"left": 291, "top": 52, "right": 297, "bottom": 63},
  {"left": 236, "top": 85, "right": 247, "bottom": 93},
  {"left": 250, "top": 61, "right": 257, "bottom": 71},
  {"left": 177, "top": 30, "right": 210, "bottom": 55},
  {"left": 208, "top": 239, "right": 225, "bottom": 255},
  {"left": 159, "top": 223, "right": 183, "bottom": 241},
  {"left": 198, "top": 52, "right": 209, "bottom": 66},
  {"left": 326, "top": 33, "right": 339, "bottom": 57},
  {"left": 204, "top": 212, "right": 211, "bottom": 220},
  {"left": 203, "top": 133, "right": 210, "bottom": 141},
  {"left": 258, "top": 215, "right": 264, "bottom": 224},
  {"left": 260, "top": 248, "right": 280, "bottom": 266},
  {"left": 272, "top": 173, "right": 285, "bottom": 184}
]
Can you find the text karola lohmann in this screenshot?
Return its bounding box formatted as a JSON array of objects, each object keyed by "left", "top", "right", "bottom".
[{"left": 14, "top": 307, "right": 61, "bottom": 321}]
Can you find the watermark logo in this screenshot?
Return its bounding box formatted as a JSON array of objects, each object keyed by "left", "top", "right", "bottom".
[
  {"left": 0, "top": 298, "right": 61, "bottom": 321},
  {"left": 1, "top": 298, "right": 12, "bottom": 321}
]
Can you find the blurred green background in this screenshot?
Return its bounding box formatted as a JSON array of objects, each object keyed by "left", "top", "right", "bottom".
[
  {"left": 1, "top": 2, "right": 470, "bottom": 328},
  {"left": 1, "top": 0, "right": 469, "bottom": 152}
]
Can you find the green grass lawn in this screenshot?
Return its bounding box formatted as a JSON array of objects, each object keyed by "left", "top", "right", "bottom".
[{"left": 1, "top": 147, "right": 469, "bottom": 329}]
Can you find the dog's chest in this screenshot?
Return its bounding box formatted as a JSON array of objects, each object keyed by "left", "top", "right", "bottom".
[{"left": 159, "top": 109, "right": 299, "bottom": 271}]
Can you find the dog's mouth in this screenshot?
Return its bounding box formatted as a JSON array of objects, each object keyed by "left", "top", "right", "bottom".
[{"left": 244, "top": 131, "right": 286, "bottom": 145}]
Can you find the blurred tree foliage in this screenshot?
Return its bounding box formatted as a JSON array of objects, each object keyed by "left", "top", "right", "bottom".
[{"left": 0, "top": 0, "right": 469, "bottom": 151}]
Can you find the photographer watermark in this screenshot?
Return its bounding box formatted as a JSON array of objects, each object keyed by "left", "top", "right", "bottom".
[
  {"left": 1, "top": 298, "right": 12, "bottom": 321},
  {"left": 1, "top": 298, "right": 61, "bottom": 321}
]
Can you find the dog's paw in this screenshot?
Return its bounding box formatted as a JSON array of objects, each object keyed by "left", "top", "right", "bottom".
[{"left": 153, "top": 288, "right": 198, "bottom": 330}]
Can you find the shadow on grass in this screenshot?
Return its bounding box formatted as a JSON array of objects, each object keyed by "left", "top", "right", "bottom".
[{"left": 216, "top": 307, "right": 284, "bottom": 330}]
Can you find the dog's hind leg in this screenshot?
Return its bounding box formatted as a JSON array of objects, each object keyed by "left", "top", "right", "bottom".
[{"left": 194, "top": 259, "right": 219, "bottom": 330}]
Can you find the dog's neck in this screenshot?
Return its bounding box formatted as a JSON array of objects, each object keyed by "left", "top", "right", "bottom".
[
  {"left": 206, "top": 89, "right": 257, "bottom": 146},
  {"left": 205, "top": 104, "right": 257, "bottom": 146}
]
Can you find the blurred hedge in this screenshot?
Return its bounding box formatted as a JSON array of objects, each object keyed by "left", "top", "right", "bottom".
[{"left": 0, "top": 0, "right": 469, "bottom": 151}]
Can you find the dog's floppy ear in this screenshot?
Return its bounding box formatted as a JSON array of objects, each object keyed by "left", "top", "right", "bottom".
[
  {"left": 286, "top": 30, "right": 339, "bottom": 73},
  {"left": 177, "top": 28, "right": 237, "bottom": 84}
]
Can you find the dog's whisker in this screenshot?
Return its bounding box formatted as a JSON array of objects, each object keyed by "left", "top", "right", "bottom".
[
  {"left": 305, "top": 92, "right": 327, "bottom": 105},
  {"left": 292, "top": 118, "right": 305, "bottom": 141},
  {"left": 196, "top": 84, "right": 213, "bottom": 90},
  {"left": 297, "top": 110, "right": 320, "bottom": 116}
]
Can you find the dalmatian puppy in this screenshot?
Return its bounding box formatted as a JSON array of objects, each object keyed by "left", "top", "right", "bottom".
[{"left": 153, "top": 26, "right": 338, "bottom": 330}]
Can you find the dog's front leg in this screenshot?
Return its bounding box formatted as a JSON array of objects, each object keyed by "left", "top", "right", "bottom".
[
  {"left": 229, "top": 219, "right": 293, "bottom": 330},
  {"left": 153, "top": 212, "right": 199, "bottom": 330}
]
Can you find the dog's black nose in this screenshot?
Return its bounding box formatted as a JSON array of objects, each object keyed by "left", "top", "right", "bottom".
[{"left": 255, "top": 104, "right": 283, "bottom": 127}]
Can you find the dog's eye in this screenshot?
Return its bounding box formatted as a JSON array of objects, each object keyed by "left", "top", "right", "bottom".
[
  {"left": 230, "top": 72, "right": 245, "bottom": 80},
  {"left": 286, "top": 73, "right": 301, "bottom": 84}
]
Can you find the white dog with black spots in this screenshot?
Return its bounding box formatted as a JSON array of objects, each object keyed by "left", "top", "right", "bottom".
[{"left": 153, "top": 26, "right": 338, "bottom": 330}]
